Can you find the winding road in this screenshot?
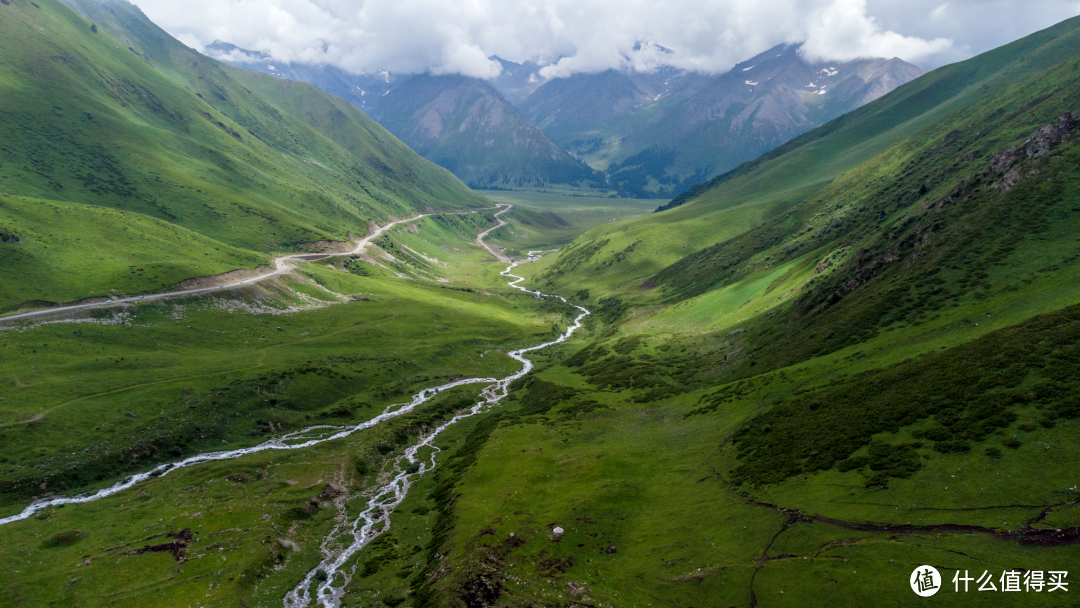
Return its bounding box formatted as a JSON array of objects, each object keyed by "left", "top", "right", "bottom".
[
  {"left": 476, "top": 204, "right": 512, "bottom": 262},
  {"left": 0, "top": 204, "right": 590, "bottom": 608},
  {"left": 0, "top": 205, "right": 507, "bottom": 324}
]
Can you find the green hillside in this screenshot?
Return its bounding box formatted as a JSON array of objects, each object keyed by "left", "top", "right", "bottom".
[
  {"left": 526, "top": 15, "right": 1080, "bottom": 301},
  {"left": 0, "top": 195, "right": 265, "bottom": 309},
  {"left": 395, "top": 16, "right": 1080, "bottom": 608},
  {"left": 4, "top": 1, "right": 1080, "bottom": 607},
  {"left": 0, "top": 0, "right": 486, "bottom": 311}
]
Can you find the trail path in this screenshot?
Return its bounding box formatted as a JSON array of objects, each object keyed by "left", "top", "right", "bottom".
[
  {"left": 0, "top": 204, "right": 591, "bottom": 608},
  {"left": 476, "top": 203, "right": 512, "bottom": 262},
  {"left": 0, "top": 207, "right": 495, "bottom": 324}
]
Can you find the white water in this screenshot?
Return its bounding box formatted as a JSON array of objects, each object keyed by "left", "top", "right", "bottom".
[
  {"left": 0, "top": 376, "right": 498, "bottom": 527},
  {"left": 0, "top": 207, "right": 592, "bottom": 607},
  {"left": 284, "top": 254, "right": 588, "bottom": 608}
]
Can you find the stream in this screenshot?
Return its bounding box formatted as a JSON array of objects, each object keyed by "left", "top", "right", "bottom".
[
  {"left": 284, "top": 254, "right": 589, "bottom": 607},
  {"left": 0, "top": 209, "right": 591, "bottom": 608}
]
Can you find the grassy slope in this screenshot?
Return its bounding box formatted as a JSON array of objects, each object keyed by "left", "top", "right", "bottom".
[
  {"left": 0, "top": 195, "right": 264, "bottom": 308},
  {"left": 523, "top": 15, "right": 1080, "bottom": 301},
  {"left": 4, "top": 5, "right": 1080, "bottom": 608},
  {"left": 0, "top": 0, "right": 486, "bottom": 311},
  {"left": 0, "top": 209, "right": 550, "bottom": 501},
  {"left": 481, "top": 190, "right": 660, "bottom": 257},
  {"left": 0, "top": 201, "right": 591, "bottom": 607},
  {"left": 341, "top": 18, "right": 1080, "bottom": 608}
]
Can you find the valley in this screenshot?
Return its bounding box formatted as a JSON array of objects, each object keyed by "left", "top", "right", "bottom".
[{"left": 2, "top": 0, "right": 1080, "bottom": 606}]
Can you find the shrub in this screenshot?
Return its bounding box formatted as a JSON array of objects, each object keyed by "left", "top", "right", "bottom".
[{"left": 41, "top": 530, "right": 83, "bottom": 548}]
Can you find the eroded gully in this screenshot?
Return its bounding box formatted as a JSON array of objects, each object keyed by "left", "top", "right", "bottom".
[{"left": 0, "top": 205, "right": 591, "bottom": 608}]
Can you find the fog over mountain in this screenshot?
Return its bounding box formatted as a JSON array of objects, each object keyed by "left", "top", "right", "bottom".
[{"left": 130, "top": 0, "right": 1080, "bottom": 80}]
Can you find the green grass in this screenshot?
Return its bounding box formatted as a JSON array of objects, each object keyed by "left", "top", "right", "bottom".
[
  {"left": 479, "top": 190, "right": 660, "bottom": 256},
  {"left": 0, "top": 208, "right": 575, "bottom": 507},
  {"left": 526, "top": 15, "right": 1080, "bottom": 307},
  {"left": 330, "top": 330, "right": 1080, "bottom": 607},
  {"left": 7, "top": 2, "right": 1080, "bottom": 607},
  {"left": 517, "top": 195, "right": 774, "bottom": 300},
  {"left": 321, "top": 17, "right": 1080, "bottom": 608},
  {"left": 0, "top": 0, "right": 486, "bottom": 258},
  {"left": 0, "top": 195, "right": 266, "bottom": 312},
  {"left": 0, "top": 382, "right": 500, "bottom": 607}
]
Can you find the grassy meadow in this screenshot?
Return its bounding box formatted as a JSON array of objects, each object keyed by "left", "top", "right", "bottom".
[
  {"left": 480, "top": 190, "right": 661, "bottom": 258},
  {"left": 4, "top": 0, "right": 1080, "bottom": 606}
]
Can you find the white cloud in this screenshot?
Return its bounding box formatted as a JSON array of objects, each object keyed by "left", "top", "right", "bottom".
[
  {"left": 799, "top": 0, "right": 952, "bottom": 63},
  {"left": 128, "top": 0, "right": 1080, "bottom": 79}
]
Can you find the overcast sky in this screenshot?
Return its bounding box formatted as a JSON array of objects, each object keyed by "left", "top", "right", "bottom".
[{"left": 130, "top": 0, "right": 1080, "bottom": 78}]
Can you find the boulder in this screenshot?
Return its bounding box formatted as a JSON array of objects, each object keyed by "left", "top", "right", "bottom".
[{"left": 318, "top": 482, "right": 348, "bottom": 500}]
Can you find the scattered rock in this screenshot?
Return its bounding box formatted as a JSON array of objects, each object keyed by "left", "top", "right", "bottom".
[
  {"left": 606, "top": 546, "right": 617, "bottom": 554},
  {"left": 318, "top": 482, "right": 348, "bottom": 500},
  {"left": 125, "top": 529, "right": 195, "bottom": 562},
  {"left": 278, "top": 538, "right": 300, "bottom": 551},
  {"left": 989, "top": 112, "right": 1078, "bottom": 191},
  {"left": 552, "top": 526, "right": 564, "bottom": 537}
]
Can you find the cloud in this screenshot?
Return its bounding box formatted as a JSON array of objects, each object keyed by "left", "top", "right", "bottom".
[
  {"left": 798, "top": 0, "right": 952, "bottom": 63},
  {"left": 128, "top": 0, "right": 1080, "bottom": 79}
]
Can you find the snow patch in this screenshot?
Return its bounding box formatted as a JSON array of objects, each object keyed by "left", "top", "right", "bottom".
[
  {"left": 806, "top": 82, "right": 817, "bottom": 88},
  {"left": 817, "top": 89, "right": 827, "bottom": 95},
  {"left": 742, "top": 66, "right": 754, "bottom": 71},
  {"left": 745, "top": 80, "right": 758, "bottom": 86},
  {"left": 819, "top": 67, "right": 839, "bottom": 76}
]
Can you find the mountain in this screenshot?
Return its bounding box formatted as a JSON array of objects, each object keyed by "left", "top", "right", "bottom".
[
  {"left": 514, "top": 65, "right": 713, "bottom": 146},
  {"left": 433, "top": 14, "right": 1080, "bottom": 607},
  {"left": 487, "top": 55, "right": 547, "bottom": 105},
  {"left": 203, "top": 42, "right": 921, "bottom": 198},
  {"left": 530, "top": 16, "right": 1080, "bottom": 300},
  {"left": 360, "top": 74, "right": 602, "bottom": 189},
  {"left": 207, "top": 45, "right": 602, "bottom": 190},
  {"left": 204, "top": 40, "right": 393, "bottom": 112},
  {"left": 5, "top": 1, "right": 1080, "bottom": 606},
  {"left": 517, "top": 44, "right": 926, "bottom": 196},
  {"left": 0, "top": 0, "right": 486, "bottom": 311}
]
